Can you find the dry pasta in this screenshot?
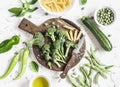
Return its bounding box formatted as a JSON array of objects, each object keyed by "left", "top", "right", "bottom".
[{"left": 40, "top": 0, "right": 72, "bottom": 12}]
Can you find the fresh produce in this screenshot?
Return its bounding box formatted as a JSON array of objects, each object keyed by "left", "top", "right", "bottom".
[
  {"left": 0, "top": 35, "right": 20, "bottom": 54},
  {"left": 45, "top": 28, "right": 57, "bottom": 42},
  {"left": 81, "top": 16, "right": 112, "bottom": 51},
  {"left": 42, "top": 28, "right": 77, "bottom": 68},
  {"left": 14, "top": 44, "right": 30, "bottom": 80},
  {"left": 30, "top": 61, "right": 39, "bottom": 72},
  {"left": 0, "top": 49, "right": 23, "bottom": 79},
  {"left": 8, "top": 0, "right": 38, "bottom": 17},
  {"left": 67, "top": 46, "right": 113, "bottom": 87},
  {"left": 29, "top": 32, "right": 45, "bottom": 48},
  {"left": 97, "top": 8, "right": 114, "bottom": 25},
  {"left": 81, "top": 0, "right": 87, "bottom": 5},
  {"left": 65, "top": 41, "right": 78, "bottom": 57}
]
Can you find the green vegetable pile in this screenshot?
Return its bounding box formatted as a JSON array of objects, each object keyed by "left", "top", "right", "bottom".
[
  {"left": 97, "top": 8, "right": 114, "bottom": 25},
  {"left": 42, "top": 28, "right": 77, "bottom": 68},
  {"left": 8, "top": 0, "right": 38, "bottom": 17},
  {"left": 67, "top": 46, "right": 113, "bottom": 87},
  {"left": 29, "top": 27, "right": 77, "bottom": 69}
]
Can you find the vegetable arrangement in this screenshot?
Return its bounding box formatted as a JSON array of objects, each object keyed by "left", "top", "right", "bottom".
[
  {"left": 0, "top": 35, "right": 20, "bottom": 54},
  {"left": 81, "top": 16, "right": 112, "bottom": 51},
  {"left": 0, "top": 43, "right": 30, "bottom": 80},
  {"left": 8, "top": 0, "right": 38, "bottom": 17},
  {"left": 29, "top": 24, "right": 78, "bottom": 69},
  {"left": 67, "top": 46, "right": 113, "bottom": 87}
]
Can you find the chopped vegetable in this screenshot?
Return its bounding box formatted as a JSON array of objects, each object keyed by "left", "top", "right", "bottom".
[
  {"left": 8, "top": 0, "right": 38, "bottom": 17},
  {"left": 29, "top": 32, "right": 45, "bottom": 48},
  {"left": 14, "top": 44, "right": 30, "bottom": 80},
  {"left": 0, "top": 35, "right": 20, "bottom": 54},
  {"left": 63, "top": 25, "right": 75, "bottom": 31},
  {"left": 46, "top": 28, "right": 57, "bottom": 42},
  {"left": 30, "top": 61, "right": 39, "bottom": 72}
]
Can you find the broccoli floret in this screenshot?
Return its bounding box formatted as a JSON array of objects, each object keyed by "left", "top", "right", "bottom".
[
  {"left": 46, "top": 28, "right": 56, "bottom": 42},
  {"left": 42, "top": 44, "right": 51, "bottom": 61},
  {"left": 29, "top": 32, "right": 45, "bottom": 48},
  {"left": 56, "top": 29, "right": 67, "bottom": 40},
  {"left": 65, "top": 41, "right": 78, "bottom": 57}
]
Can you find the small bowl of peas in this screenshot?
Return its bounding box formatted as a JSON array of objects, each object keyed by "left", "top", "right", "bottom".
[{"left": 94, "top": 7, "right": 115, "bottom": 27}]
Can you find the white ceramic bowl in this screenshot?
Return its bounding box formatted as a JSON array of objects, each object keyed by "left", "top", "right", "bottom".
[
  {"left": 29, "top": 75, "right": 50, "bottom": 87},
  {"left": 94, "top": 6, "right": 116, "bottom": 28},
  {"left": 39, "top": 0, "right": 75, "bottom": 16}
]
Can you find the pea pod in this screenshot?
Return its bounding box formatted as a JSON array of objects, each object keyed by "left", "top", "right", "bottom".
[
  {"left": 0, "top": 35, "right": 20, "bottom": 54},
  {"left": 14, "top": 46, "right": 30, "bottom": 80},
  {"left": 0, "top": 49, "right": 23, "bottom": 79}
]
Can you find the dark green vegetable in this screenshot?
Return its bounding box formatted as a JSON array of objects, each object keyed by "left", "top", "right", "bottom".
[
  {"left": 0, "top": 50, "right": 22, "bottom": 79},
  {"left": 8, "top": 0, "right": 38, "bottom": 17},
  {"left": 0, "top": 35, "right": 20, "bottom": 54},
  {"left": 81, "top": 0, "right": 87, "bottom": 5},
  {"left": 46, "top": 28, "right": 56, "bottom": 42},
  {"left": 65, "top": 41, "right": 78, "bottom": 57},
  {"left": 31, "top": 61, "right": 39, "bottom": 72},
  {"left": 14, "top": 45, "right": 30, "bottom": 80},
  {"left": 81, "top": 16, "right": 112, "bottom": 51},
  {"left": 29, "top": 32, "right": 45, "bottom": 48}
]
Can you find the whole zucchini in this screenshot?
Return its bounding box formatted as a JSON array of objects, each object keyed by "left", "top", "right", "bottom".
[{"left": 81, "top": 16, "right": 112, "bottom": 51}]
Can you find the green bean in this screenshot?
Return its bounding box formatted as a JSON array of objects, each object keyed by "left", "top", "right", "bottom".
[
  {"left": 94, "top": 72, "right": 100, "bottom": 84},
  {"left": 67, "top": 75, "right": 80, "bottom": 87},
  {"left": 77, "top": 76, "right": 85, "bottom": 86}
]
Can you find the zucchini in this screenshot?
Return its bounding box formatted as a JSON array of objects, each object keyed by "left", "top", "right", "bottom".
[{"left": 81, "top": 16, "right": 112, "bottom": 51}]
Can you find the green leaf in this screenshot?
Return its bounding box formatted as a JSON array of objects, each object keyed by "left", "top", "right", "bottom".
[
  {"left": 81, "top": 0, "right": 87, "bottom": 5},
  {"left": 27, "top": 7, "right": 38, "bottom": 12},
  {"left": 31, "top": 61, "right": 39, "bottom": 72},
  {"left": 28, "top": 0, "right": 38, "bottom": 4},
  {"left": 8, "top": 7, "right": 22, "bottom": 16}
]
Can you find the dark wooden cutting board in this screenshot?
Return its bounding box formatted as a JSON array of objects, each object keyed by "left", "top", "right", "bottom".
[{"left": 19, "top": 18, "right": 86, "bottom": 71}]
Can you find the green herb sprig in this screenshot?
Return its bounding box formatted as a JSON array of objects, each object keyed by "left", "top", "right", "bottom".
[
  {"left": 8, "top": 0, "right": 38, "bottom": 17},
  {"left": 81, "top": 0, "right": 87, "bottom": 5}
]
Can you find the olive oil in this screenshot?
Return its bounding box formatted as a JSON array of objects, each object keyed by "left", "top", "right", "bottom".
[{"left": 32, "top": 77, "right": 49, "bottom": 87}]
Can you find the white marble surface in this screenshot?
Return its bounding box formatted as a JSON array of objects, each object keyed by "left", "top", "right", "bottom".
[{"left": 0, "top": 0, "right": 120, "bottom": 87}]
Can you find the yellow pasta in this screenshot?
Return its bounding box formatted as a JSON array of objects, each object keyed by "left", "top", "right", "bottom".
[{"left": 40, "top": 0, "right": 72, "bottom": 12}]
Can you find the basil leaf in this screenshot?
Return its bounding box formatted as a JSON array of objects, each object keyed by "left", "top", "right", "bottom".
[
  {"left": 8, "top": 7, "right": 22, "bottom": 16},
  {"left": 81, "top": 0, "right": 87, "bottom": 5},
  {"left": 28, "top": 0, "right": 38, "bottom": 4},
  {"left": 31, "top": 61, "right": 39, "bottom": 72},
  {"left": 27, "top": 7, "right": 38, "bottom": 12}
]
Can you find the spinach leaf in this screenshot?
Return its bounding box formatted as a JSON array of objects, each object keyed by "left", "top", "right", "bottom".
[
  {"left": 8, "top": 8, "right": 22, "bottom": 16},
  {"left": 28, "top": 0, "right": 38, "bottom": 4},
  {"left": 81, "top": 0, "right": 87, "bottom": 5},
  {"left": 31, "top": 61, "right": 39, "bottom": 72}
]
